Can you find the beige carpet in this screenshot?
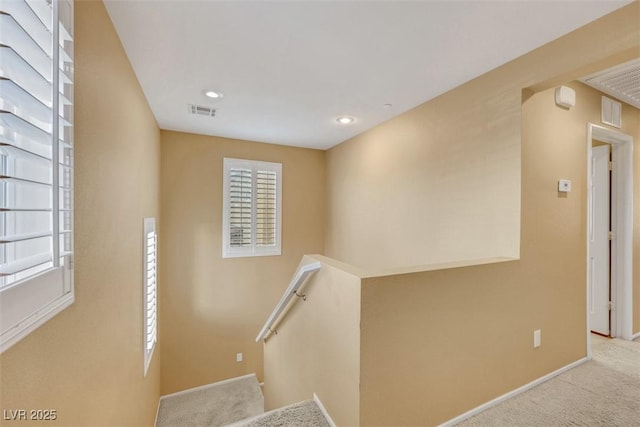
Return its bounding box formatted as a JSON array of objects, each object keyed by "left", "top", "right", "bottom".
[
  {"left": 226, "top": 400, "right": 331, "bottom": 427},
  {"left": 156, "top": 374, "right": 264, "bottom": 427},
  {"left": 456, "top": 336, "right": 640, "bottom": 426}
]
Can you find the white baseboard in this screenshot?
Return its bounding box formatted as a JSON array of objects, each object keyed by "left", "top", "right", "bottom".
[
  {"left": 159, "top": 373, "right": 257, "bottom": 400},
  {"left": 313, "top": 393, "right": 337, "bottom": 427},
  {"left": 632, "top": 331, "right": 640, "bottom": 341},
  {"left": 439, "top": 358, "right": 588, "bottom": 427}
]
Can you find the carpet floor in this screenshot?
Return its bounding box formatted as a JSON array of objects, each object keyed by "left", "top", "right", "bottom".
[
  {"left": 456, "top": 335, "right": 640, "bottom": 426},
  {"left": 156, "top": 374, "right": 264, "bottom": 427},
  {"left": 226, "top": 400, "right": 330, "bottom": 427}
]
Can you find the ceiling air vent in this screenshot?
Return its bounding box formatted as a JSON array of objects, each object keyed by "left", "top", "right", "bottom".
[
  {"left": 188, "top": 104, "right": 216, "bottom": 117},
  {"left": 580, "top": 58, "right": 640, "bottom": 110}
]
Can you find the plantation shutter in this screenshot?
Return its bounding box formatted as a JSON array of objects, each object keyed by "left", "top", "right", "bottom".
[
  {"left": 0, "top": 0, "right": 74, "bottom": 353},
  {"left": 229, "top": 168, "right": 252, "bottom": 247},
  {"left": 223, "top": 159, "right": 281, "bottom": 258},
  {"left": 256, "top": 170, "right": 277, "bottom": 247},
  {"left": 143, "top": 218, "right": 157, "bottom": 374}
]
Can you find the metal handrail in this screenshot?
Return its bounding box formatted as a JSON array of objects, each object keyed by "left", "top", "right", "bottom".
[{"left": 255, "top": 261, "right": 321, "bottom": 342}]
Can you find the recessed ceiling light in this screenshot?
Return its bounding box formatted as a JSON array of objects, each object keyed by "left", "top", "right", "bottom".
[
  {"left": 383, "top": 103, "right": 393, "bottom": 108},
  {"left": 204, "top": 90, "right": 223, "bottom": 99},
  {"left": 336, "top": 116, "right": 355, "bottom": 125}
]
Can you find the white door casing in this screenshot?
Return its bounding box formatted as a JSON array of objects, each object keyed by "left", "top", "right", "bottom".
[
  {"left": 589, "top": 144, "right": 610, "bottom": 336},
  {"left": 586, "top": 123, "right": 634, "bottom": 359}
]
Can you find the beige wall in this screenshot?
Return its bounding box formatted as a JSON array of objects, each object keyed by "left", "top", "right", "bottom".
[
  {"left": 633, "top": 96, "right": 640, "bottom": 336},
  {"left": 358, "top": 79, "right": 639, "bottom": 425},
  {"left": 325, "top": 3, "right": 640, "bottom": 272},
  {"left": 631, "top": 102, "right": 639, "bottom": 335},
  {"left": 159, "top": 131, "right": 325, "bottom": 394},
  {"left": 0, "top": 1, "right": 161, "bottom": 426},
  {"left": 636, "top": 114, "right": 640, "bottom": 335},
  {"left": 320, "top": 4, "right": 640, "bottom": 425},
  {"left": 325, "top": 69, "right": 522, "bottom": 271},
  {"left": 263, "top": 255, "right": 361, "bottom": 426}
]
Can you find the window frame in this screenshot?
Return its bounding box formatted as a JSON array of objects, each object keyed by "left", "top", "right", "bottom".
[
  {"left": 0, "top": 0, "right": 74, "bottom": 354},
  {"left": 222, "top": 158, "right": 282, "bottom": 259}
]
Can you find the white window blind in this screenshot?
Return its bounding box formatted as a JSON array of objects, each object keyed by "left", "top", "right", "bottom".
[
  {"left": 223, "top": 158, "right": 282, "bottom": 258},
  {"left": 229, "top": 167, "right": 252, "bottom": 247},
  {"left": 256, "top": 170, "right": 277, "bottom": 246},
  {"left": 143, "top": 218, "right": 157, "bottom": 375},
  {"left": 0, "top": 0, "right": 74, "bottom": 353}
]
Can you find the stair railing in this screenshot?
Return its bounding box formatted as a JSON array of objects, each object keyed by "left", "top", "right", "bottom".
[{"left": 256, "top": 261, "right": 322, "bottom": 342}]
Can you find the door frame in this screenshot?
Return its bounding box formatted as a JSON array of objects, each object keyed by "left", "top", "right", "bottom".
[
  {"left": 589, "top": 144, "right": 611, "bottom": 337},
  {"left": 586, "top": 123, "right": 634, "bottom": 358}
]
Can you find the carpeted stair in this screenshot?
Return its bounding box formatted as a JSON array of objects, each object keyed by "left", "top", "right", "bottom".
[
  {"left": 225, "top": 400, "right": 330, "bottom": 427},
  {"left": 155, "top": 374, "right": 331, "bottom": 427},
  {"left": 156, "top": 374, "right": 264, "bottom": 427}
]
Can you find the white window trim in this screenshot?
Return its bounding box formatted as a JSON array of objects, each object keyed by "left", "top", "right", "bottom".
[
  {"left": 143, "top": 218, "right": 157, "bottom": 376},
  {"left": 0, "top": 269, "right": 74, "bottom": 353},
  {"left": 0, "top": 0, "right": 74, "bottom": 354},
  {"left": 222, "top": 158, "right": 282, "bottom": 258}
]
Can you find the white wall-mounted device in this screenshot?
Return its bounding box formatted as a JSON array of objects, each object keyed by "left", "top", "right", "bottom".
[
  {"left": 555, "top": 86, "right": 576, "bottom": 109},
  {"left": 558, "top": 179, "right": 571, "bottom": 193}
]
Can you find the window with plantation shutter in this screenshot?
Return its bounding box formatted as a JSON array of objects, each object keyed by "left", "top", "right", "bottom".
[
  {"left": 0, "top": 0, "right": 74, "bottom": 353},
  {"left": 143, "top": 218, "right": 157, "bottom": 375},
  {"left": 223, "top": 158, "right": 282, "bottom": 258}
]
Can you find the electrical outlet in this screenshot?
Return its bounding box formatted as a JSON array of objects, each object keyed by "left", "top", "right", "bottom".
[
  {"left": 236, "top": 352, "right": 243, "bottom": 362},
  {"left": 533, "top": 330, "right": 541, "bottom": 348}
]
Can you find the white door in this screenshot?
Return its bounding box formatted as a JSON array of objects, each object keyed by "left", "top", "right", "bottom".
[{"left": 589, "top": 144, "right": 610, "bottom": 336}]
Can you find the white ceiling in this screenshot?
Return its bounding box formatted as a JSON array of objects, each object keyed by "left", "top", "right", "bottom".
[{"left": 103, "top": 0, "right": 632, "bottom": 150}]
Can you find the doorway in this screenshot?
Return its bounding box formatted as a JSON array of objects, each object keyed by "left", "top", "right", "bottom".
[
  {"left": 586, "top": 123, "right": 634, "bottom": 357},
  {"left": 589, "top": 143, "right": 611, "bottom": 336}
]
